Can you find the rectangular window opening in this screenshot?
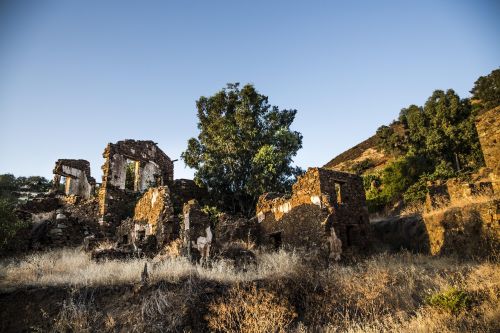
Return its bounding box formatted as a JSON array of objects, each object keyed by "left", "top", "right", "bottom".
[
  {"left": 125, "top": 160, "right": 137, "bottom": 191},
  {"left": 334, "top": 182, "right": 343, "bottom": 203}
]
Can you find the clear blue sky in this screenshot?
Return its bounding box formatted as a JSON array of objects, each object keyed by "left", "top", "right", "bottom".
[{"left": 1, "top": 0, "right": 499, "bottom": 181}]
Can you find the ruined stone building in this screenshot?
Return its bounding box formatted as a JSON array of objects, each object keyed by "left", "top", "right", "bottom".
[
  {"left": 98, "top": 140, "right": 174, "bottom": 226},
  {"left": 52, "top": 159, "right": 96, "bottom": 199},
  {"left": 183, "top": 199, "right": 213, "bottom": 262},
  {"left": 256, "top": 167, "right": 370, "bottom": 258},
  {"left": 13, "top": 137, "right": 373, "bottom": 260},
  {"left": 116, "top": 186, "right": 177, "bottom": 250}
]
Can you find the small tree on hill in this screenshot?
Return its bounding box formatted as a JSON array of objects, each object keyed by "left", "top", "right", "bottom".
[
  {"left": 182, "top": 83, "right": 303, "bottom": 216},
  {"left": 471, "top": 68, "right": 500, "bottom": 111}
]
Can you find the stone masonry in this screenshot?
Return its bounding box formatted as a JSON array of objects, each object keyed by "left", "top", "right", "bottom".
[
  {"left": 183, "top": 200, "right": 213, "bottom": 262},
  {"left": 116, "top": 186, "right": 176, "bottom": 249},
  {"left": 475, "top": 106, "right": 500, "bottom": 195},
  {"left": 256, "top": 167, "right": 370, "bottom": 258},
  {"left": 98, "top": 140, "right": 174, "bottom": 227},
  {"left": 52, "top": 159, "right": 96, "bottom": 199}
]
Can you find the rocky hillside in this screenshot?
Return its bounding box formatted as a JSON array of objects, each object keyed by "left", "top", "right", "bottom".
[{"left": 323, "top": 124, "right": 403, "bottom": 174}]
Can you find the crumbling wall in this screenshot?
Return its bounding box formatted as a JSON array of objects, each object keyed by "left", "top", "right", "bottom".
[
  {"left": 10, "top": 196, "right": 101, "bottom": 253},
  {"left": 475, "top": 106, "right": 500, "bottom": 195},
  {"left": 116, "top": 186, "right": 177, "bottom": 248},
  {"left": 52, "top": 159, "right": 96, "bottom": 199},
  {"left": 98, "top": 140, "right": 174, "bottom": 226},
  {"left": 425, "top": 172, "right": 494, "bottom": 211},
  {"left": 134, "top": 186, "right": 176, "bottom": 245},
  {"left": 372, "top": 200, "right": 499, "bottom": 258},
  {"left": 170, "top": 179, "right": 208, "bottom": 213},
  {"left": 215, "top": 213, "right": 260, "bottom": 246},
  {"left": 183, "top": 200, "right": 212, "bottom": 261},
  {"left": 256, "top": 168, "right": 370, "bottom": 257}
]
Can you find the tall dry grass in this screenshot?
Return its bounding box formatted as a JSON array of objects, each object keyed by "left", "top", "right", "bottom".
[
  {"left": 1, "top": 248, "right": 498, "bottom": 332},
  {"left": 201, "top": 251, "right": 498, "bottom": 332},
  {"left": 0, "top": 247, "right": 302, "bottom": 288}
]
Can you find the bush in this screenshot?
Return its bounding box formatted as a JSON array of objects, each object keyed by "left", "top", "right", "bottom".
[
  {"left": 351, "top": 159, "right": 375, "bottom": 175},
  {"left": 207, "top": 283, "right": 297, "bottom": 333},
  {"left": 427, "top": 288, "right": 472, "bottom": 314},
  {"left": 365, "top": 187, "right": 391, "bottom": 213},
  {"left": 141, "top": 287, "right": 191, "bottom": 331},
  {"left": 403, "top": 178, "right": 428, "bottom": 204},
  {"left": 202, "top": 205, "right": 223, "bottom": 226},
  {"left": 0, "top": 198, "right": 28, "bottom": 249},
  {"left": 362, "top": 174, "right": 381, "bottom": 191}
]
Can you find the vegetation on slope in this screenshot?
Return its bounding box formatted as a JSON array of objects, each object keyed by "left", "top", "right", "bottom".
[
  {"left": 0, "top": 174, "right": 51, "bottom": 249},
  {"left": 365, "top": 68, "right": 500, "bottom": 213}
]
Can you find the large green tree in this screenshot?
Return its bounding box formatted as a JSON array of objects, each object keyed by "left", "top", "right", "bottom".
[{"left": 182, "top": 83, "right": 303, "bottom": 216}]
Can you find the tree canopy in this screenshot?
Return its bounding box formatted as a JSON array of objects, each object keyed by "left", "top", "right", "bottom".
[
  {"left": 368, "top": 67, "right": 500, "bottom": 212},
  {"left": 379, "top": 89, "right": 483, "bottom": 174},
  {"left": 182, "top": 83, "right": 303, "bottom": 216},
  {"left": 471, "top": 68, "right": 500, "bottom": 111}
]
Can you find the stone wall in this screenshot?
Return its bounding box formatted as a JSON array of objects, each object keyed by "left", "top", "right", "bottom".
[
  {"left": 425, "top": 171, "right": 495, "bottom": 211},
  {"left": 98, "top": 140, "right": 174, "bottom": 226},
  {"left": 52, "top": 159, "right": 96, "bottom": 199},
  {"left": 116, "top": 186, "right": 177, "bottom": 248},
  {"left": 256, "top": 167, "right": 370, "bottom": 257},
  {"left": 372, "top": 200, "right": 499, "bottom": 258},
  {"left": 475, "top": 106, "right": 500, "bottom": 194},
  {"left": 170, "top": 179, "right": 208, "bottom": 213},
  {"left": 183, "top": 200, "right": 212, "bottom": 261}
]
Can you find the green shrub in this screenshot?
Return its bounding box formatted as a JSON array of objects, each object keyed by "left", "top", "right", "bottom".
[
  {"left": 202, "top": 205, "right": 222, "bottom": 226},
  {"left": 365, "top": 188, "right": 390, "bottom": 213},
  {"left": 427, "top": 287, "right": 472, "bottom": 314},
  {"left": 362, "top": 174, "right": 380, "bottom": 191},
  {"left": 0, "top": 198, "right": 28, "bottom": 249},
  {"left": 351, "top": 159, "right": 375, "bottom": 175},
  {"left": 403, "top": 178, "right": 428, "bottom": 204}
]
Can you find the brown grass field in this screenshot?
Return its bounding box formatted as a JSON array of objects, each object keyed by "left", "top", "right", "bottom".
[{"left": 1, "top": 247, "right": 498, "bottom": 332}]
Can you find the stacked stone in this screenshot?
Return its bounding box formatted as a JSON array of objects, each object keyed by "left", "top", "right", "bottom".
[
  {"left": 98, "top": 140, "right": 174, "bottom": 227},
  {"left": 170, "top": 179, "right": 208, "bottom": 213},
  {"left": 53, "top": 159, "right": 96, "bottom": 185},
  {"left": 182, "top": 200, "right": 212, "bottom": 260},
  {"left": 475, "top": 106, "right": 500, "bottom": 195},
  {"left": 256, "top": 167, "right": 370, "bottom": 254},
  {"left": 215, "top": 213, "right": 260, "bottom": 245}
]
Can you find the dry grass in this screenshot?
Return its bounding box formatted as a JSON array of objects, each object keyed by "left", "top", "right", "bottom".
[
  {"left": 0, "top": 247, "right": 302, "bottom": 288},
  {"left": 1, "top": 249, "right": 499, "bottom": 332},
  {"left": 288, "top": 253, "right": 500, "bottom": 332},
  {"left": 207, "top": 283, "right": 297, "bottom": 333},
  {"left": 52, "top": 292, "right": 101, "bottom": 333}
]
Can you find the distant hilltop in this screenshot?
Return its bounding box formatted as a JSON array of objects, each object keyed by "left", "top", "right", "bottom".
[{"left": 323, "top": 123, "right": 404, "bottom": 175}]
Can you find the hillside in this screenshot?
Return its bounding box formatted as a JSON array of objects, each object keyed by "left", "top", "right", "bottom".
[{"left": 323, "top": 124, "right": 405, "bottom": 174}]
